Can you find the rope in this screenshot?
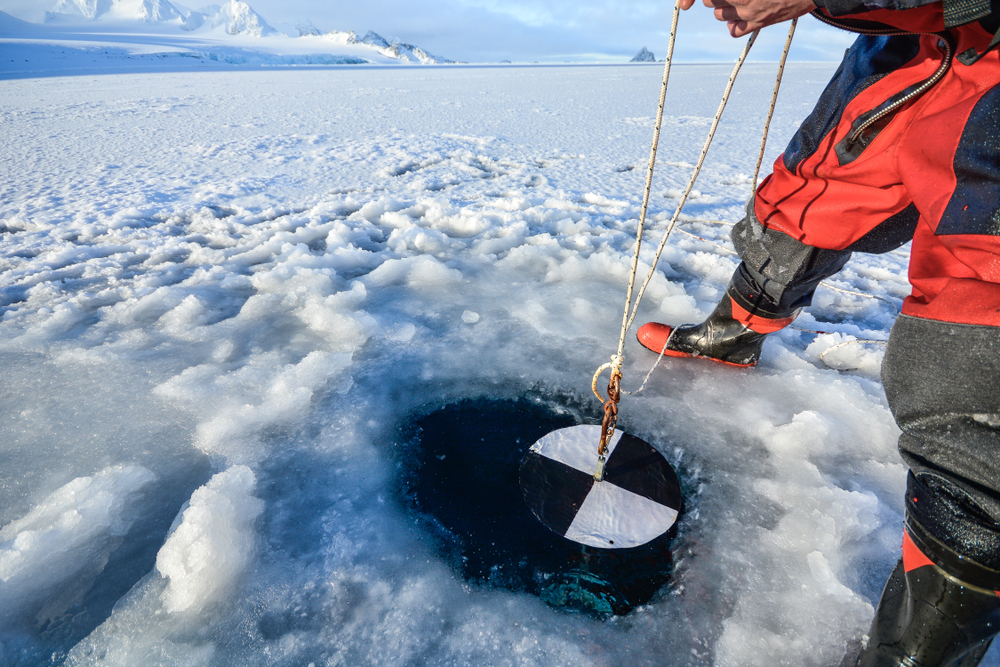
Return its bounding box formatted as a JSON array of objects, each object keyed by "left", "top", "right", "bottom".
[
  {"left": 817, "top": 284, "right": 899, "bottom": 315},
  {"left": 595, "top": 7, "right": 767, "bottom": 411},
  {"left": 818, "top": 338, "right": 888, "bottom": 371},
  {"left": 610, "top": 1, "right": 684, "bottom": 372},
  {"left": 753, "top": 19, "right": 797, "bottom": 193},
  {"left": 598, "top": 28, "right": 763, "bottom": 401},
  {"left": 622, "top": 29, "right": 760, "bottom": 338},
  {"left": 591, "top": 1, "right": 685, "bottom": 474}
]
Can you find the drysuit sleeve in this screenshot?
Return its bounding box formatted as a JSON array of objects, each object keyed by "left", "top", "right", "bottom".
[
  {"left": 815, "top": 0, "right": 997, "bottom": 29},
  {"left": 814, "top": 0, "right": 939, "bottom": 18}
]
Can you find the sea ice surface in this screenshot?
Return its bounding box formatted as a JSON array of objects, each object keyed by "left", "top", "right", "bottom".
[{"left": 2, "top": 59, "right": 991, "bottom": 666}]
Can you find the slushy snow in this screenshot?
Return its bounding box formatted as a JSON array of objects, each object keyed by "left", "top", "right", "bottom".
[{"left": 1, "top": 58, "right": 996, "bottom": 667}]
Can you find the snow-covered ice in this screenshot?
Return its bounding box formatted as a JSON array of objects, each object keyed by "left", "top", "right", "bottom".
[{"left": 2, "top": 61, "right": 995, "bottom": 666}]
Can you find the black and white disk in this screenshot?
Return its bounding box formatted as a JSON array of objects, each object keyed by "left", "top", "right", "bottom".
[{"left": 519, "top": 425, "right": 682, "bottom": 549}]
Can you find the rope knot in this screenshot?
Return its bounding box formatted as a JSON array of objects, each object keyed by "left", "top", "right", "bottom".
[{"left": 609, "top": 354, "right": 624, "bottom": 375}]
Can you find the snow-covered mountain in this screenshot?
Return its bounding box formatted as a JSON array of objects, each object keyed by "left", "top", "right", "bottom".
[
  {"left": 384, "top": 41, "right": 451, "bottom": 64},
  {"left": 35, "top": 0, "right": 453, "bottom": 63},
  {"left": 360, "top": 29, "right": 389, "bottom": 48},
  {"left": 358, "top": 30, "right": 453, "bottom": 64},
  {"left": 210, "top": 0, "right": 272, "bottom": 36},
  {"left": 46, "top": 0, "right": 273, "bottom": 35},
  {"left": 49, "top": 0, "right": 182, "bottom": 22},
  {"left": 631, "top": 47, "right": 656, "bottom": 62},
  {"left": 284, "top": 18, "right": 320, "bottom": 37}
]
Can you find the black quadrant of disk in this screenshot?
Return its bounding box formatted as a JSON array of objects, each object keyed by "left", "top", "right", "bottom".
[{"left": 519, "top": 425, "right": 682, "bottom": 549}]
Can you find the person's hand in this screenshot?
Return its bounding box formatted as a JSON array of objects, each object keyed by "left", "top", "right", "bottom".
[{"left": 697, "top": 0, "right": 817, "bottom": 37}]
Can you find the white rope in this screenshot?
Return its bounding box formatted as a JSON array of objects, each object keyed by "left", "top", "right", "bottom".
[
  {"left": 753, "top": 19, "right": 797, "bottom": 192},
  {"left": 598, "top": 16, "right": 882, "bottom": 392},
  {"left": 622, "top": 29, "right": 760, "bottom": 337},
  {"left": 596, "top": 4, "right": 762, "bottom": 397},
  {"left": 603, "top": 31, "right": 762, "bottom": 397},
  {"left": 816, "top": 283, "right": 900, "bottom": 315},
  {"left": 603, "top": 30, "right": 765, "bottom": 397},
  {"left": 592, "top": 20, "right": 760, "bottom": 399},
  {"left": 605, "top": 1, "right": 684, "bottom": 386},
  {"left": 818, "top": 338, "right": 888, "bottom": 371}
]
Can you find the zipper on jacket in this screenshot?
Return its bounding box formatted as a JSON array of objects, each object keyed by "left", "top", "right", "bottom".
[{"left": 810, "top": 11, "right": 955, "bottom": 165}]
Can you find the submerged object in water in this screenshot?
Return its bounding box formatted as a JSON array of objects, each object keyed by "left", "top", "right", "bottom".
[
  {"left": 403, "top": 398, "right": 680, "bottom": 617},
  {"left": 520, "top": 424, "right": 682, "bottom": 549}
]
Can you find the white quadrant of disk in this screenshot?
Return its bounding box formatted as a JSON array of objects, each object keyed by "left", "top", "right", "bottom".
[
  {"left": 563, "top": 482, "right": 679, "bottom": 549},
  {"left": 529, "top": 425, "right": 623, "bottom": 474}
]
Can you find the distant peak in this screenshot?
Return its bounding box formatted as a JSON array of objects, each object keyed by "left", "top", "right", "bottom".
[
  {"left": 48, "top": 0, "right": 183, "bottom": 22},
  {"left": 631, "top": 47, "right": 656, "bottom": 62},
  {"left": 213, "top": 0, "right": 274, "bottom": 36},
  {"left": 292, "top": 18, "right": 320, "bottom": 36},
  {"left": 361, "top": 30, "right": 390, "bottom": 48}
]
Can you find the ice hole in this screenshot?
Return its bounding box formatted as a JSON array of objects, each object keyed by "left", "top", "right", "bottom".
[{"left": 399, "top": 397, "right": 678, "bottom": 618}]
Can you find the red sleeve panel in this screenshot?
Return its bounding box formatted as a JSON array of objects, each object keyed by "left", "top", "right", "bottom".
[
  {"left": 753, "top": 24, "right": 1000, "bottom": 327},
  {"left": 901, "top": 71, "right": 1000, "bottom": 325}
]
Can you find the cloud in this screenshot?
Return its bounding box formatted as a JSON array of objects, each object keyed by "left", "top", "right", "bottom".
[
  {"left": 0, "top": 0, "right": 49, "bottom": 23},
  {"left": 0, "top": 0, "right": 855, "bottom": 62},
  {"left": 250, "top": 0, "right": 855, "bottom": 62}
]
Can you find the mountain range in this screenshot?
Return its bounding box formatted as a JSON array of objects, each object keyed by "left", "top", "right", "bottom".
[{"left": 36, "top": 0, "right": 454, "bottom": 63}]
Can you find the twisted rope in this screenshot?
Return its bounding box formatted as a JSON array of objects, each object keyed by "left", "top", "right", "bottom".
[
  {"left": 753, "top": 18, "right": 797, "bottom": 193},
  {"left": 622, "top": 29, "right": 761, "bottom": 338}
]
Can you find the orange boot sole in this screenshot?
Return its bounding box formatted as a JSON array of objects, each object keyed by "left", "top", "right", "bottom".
[{"left": 635, "top": 322, "right": 757, "bottom": 369}]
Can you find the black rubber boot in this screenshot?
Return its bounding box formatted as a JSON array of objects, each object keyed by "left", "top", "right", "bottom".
[
  {"left": 637, "top": 292, "right": 783, "bottom": 367},
  {"left": 856, "top": 522, "right": 1000, "bottom": 667}
]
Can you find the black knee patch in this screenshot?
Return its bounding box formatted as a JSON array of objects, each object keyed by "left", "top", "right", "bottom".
[
  {"left": 728, "top": 264, "right": 796, "bottom": 319},
  {"left": 730, "top": 200, "right": 852, "bottom": 313},
  {"left": 846, "top": 203, "right": 920, "bottom": 254}
]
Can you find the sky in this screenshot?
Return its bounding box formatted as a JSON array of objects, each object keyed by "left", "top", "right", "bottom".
[{"left": 0, "top": 0, "right": 857, "bottom": 62}]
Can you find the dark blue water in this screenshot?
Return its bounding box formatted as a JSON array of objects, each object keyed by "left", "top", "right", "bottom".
[{"left": 399, "top": 397, "right": 678, "bottom": 618}]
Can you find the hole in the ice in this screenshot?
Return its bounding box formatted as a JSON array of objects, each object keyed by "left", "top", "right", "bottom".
[{"left": 400, "top": 396, "right": 678, "bottom": 619}]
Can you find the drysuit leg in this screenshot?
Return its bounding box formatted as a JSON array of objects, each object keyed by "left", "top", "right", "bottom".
[
  {"left": 856, "top": 315, "right": 1000, "bottom": 667},
  {"left": 884, "top": 315, "right": 1000, "bottom": 574},
  {"left": 733, "top": 39, "right": 1000, "bottom": 666}
]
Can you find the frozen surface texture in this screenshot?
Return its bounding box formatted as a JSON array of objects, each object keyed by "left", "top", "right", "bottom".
[
  {"left": 2, "top": 62, "right": 988, "bottom": 666},
  {"left": 156, "top": 466, "right": 264, "bottom": 613}
]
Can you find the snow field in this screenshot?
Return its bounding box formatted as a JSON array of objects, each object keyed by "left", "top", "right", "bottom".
[{"left": 3, "top": 63, "right": 991, "bottom": 666}]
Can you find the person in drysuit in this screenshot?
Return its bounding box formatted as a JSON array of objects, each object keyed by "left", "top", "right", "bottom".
[{"left": 639, "top": 0, "right": 1000, "bottom": 664}]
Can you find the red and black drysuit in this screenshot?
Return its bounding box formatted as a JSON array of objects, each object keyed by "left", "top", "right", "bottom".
[{"left": 724, "top": 0, "right": 1000, "bottom": 608}]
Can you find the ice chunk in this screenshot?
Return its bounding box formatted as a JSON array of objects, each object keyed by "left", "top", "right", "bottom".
[
  {"left": 0, "top": 466, "right": 156, "bottom": 628},
  {"left": 156, "top": 466, "right": 263, "bottom": 614}
]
